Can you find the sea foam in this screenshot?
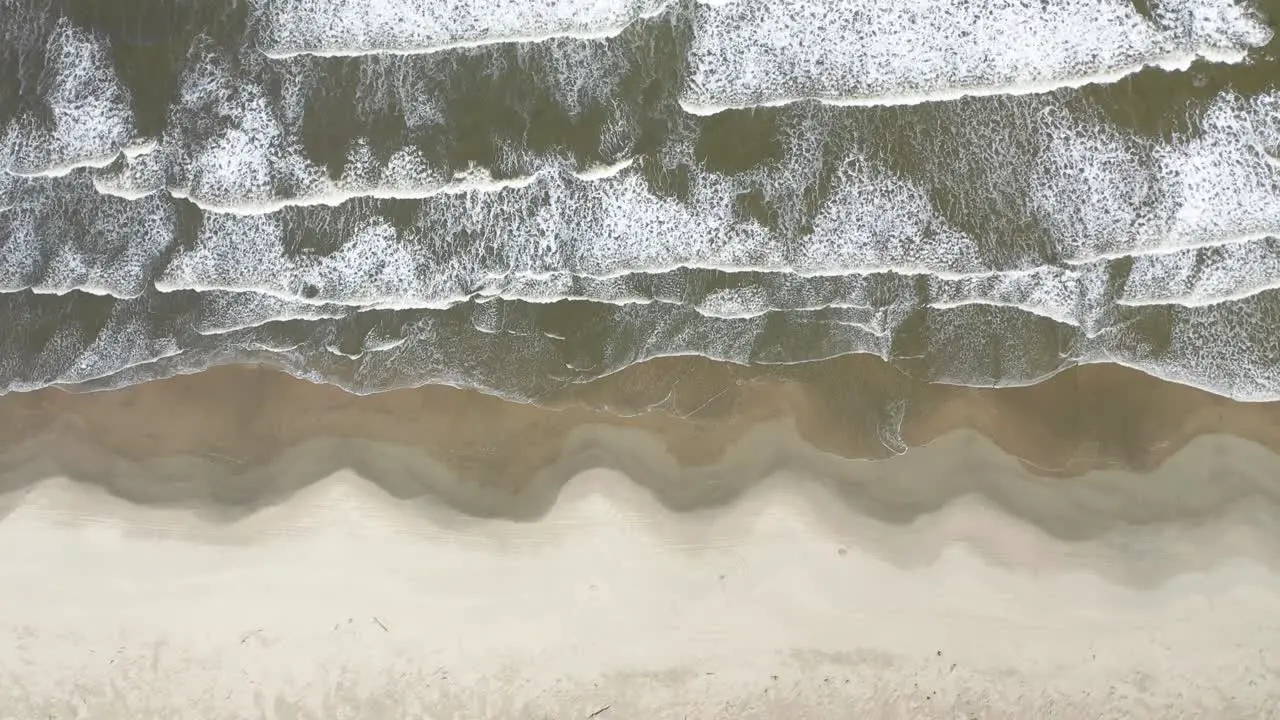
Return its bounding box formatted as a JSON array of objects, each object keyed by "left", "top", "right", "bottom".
[
  {"left": 1119, "top": 237, "right": 1280, "bottom": 307},
  {"left": 8, "top": 286, "right": 1278, "bottom": 402},
  {"left": 91, "top": 29, "right": 644, "bottom": 210},
  {"left": 681, "top": 0, "right": 1273, "bottom": 114},
  {"left": 1, "top": 20, "right": 138, "bottom": 178},
  {"left": 252, "top": 0, "right": 671, "bottom": 57},
  {"left": 4, "top": 85, "right": 1277, "bottom": 339},
  {"left": 3, "top": 2, "right": 1280, "bottom": 403},
  {"left": 0, "top": 174, "right": 176, "bottom": 298}
]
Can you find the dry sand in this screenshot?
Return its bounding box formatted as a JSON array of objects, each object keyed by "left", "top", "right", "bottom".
[{"left": 1, "top": 359, "right": 1280, "bottom": 717}]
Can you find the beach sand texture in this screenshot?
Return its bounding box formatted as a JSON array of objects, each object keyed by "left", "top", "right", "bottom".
[{"left": 1, "top": 362, "right": 1279, "bottom": 718}]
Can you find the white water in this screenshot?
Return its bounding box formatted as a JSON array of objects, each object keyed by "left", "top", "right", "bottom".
[
  {"left": 2, "top": 0, "right": 1280, "bottom": 402},
  {"left": 1, "top": 21, "right": 138, "bottom": 178},
  {"left": 682, "top": 0, "right": 1272, "bottom": 113},
  {"left": 251, "top": 0, "right": 672, "bottom": 57}
]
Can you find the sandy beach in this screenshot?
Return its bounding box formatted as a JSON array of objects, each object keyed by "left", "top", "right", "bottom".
[
  {"left": 3, "top": 439, "right": 1279, "bottom": 718},
  {"left": 2, "top": 360, "right": 1280, "bottom": 717}
]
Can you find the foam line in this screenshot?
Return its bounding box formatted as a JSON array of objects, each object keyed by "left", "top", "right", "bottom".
[
  {"left": 1118, "top": 237, "right": 1280, "bottom": 308},
  {"left": 252, "top": 0, "right": 672, "bottom": 58},
  {"left": 681, "top": 0, "right": 1272, "bottom": 113},
  {"left": 1, "top": 21, "right": 137, "bottom": 178}
]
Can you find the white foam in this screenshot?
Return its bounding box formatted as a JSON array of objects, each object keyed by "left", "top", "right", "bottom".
[
  {"left": 92, "top": 45, "right": 623, "bottom": 212},
  {"left": 470, "top": 272, "right": 651, "bottom": 309},
  {"left": 57, "top": 319, "right": 184, "bottom": 388},
  {"left": 0, "top": 295, "right": 184, "bottom": 394},
  {"left": 464, "top": 271, "right": 900, "bottom": 332},
  {"left": 0, "top": 174, "right": 177, "bottom": 299},
  {"left": 1034, "top": 90, "right": 1280, "bottom": 264},
  {"left": 2, "top": 24, "right": 1278, "bottom": 403},
  {"left": 252, "top": 0, "right": 671, "bottom": 58},
  {"left": 571, "top": 157, "right": 637, "bottom": 181},
  {"left": 91, "top": 134, "right": 551, "bottom": 210},
  {"left": 7, "top": 92, "right": 1279, "bottom": 375},
  {"left": 121, "top": 139, "right": 160, "bottom": 160},
  {"left": 91, "top": 143, "right": 169, "bottom": 200},
  {"left": 0, "top": 171, "right": 15, "bottom": 212},
  {"left": 693, "top": 286, "right": 888, "bottom": 324},
  {"left": 1150, "top": 91, "right": 1280, "bottom": 254},
  {"left": 159, "top": 49, "right": 331, "bottom": 213},
  {"left": 925, "top": 261, "right": 1128, "bottom": 336},
  {"left": 14, "top": 274, "right": 1280, "bottom": 402},
  {"left": 144, "top": 87, "right": 1280, "bottom": 326},
  {"left": 803, "top": 157, "right": 988, "bottom": 278},
  {"left": 1, "top": 21, "right": 137, "bottom": 177},
  {"left": 171, "top": 161, "right": 544, "bottom": 215},
  {"left": 682, "top": 0, "right": 1272, "bottom": 113},
  {"left": 190, "top": 291, "right": 351, "bottom": 336},
  {"left": 1082, "top": 293, "right": 1280, "bottom": 402},
  {"left": 1119, "top": 237, "right": 1280, "bottom": 307},
  {"left": 155, "top": 152, "right": 998, "bottom": 308},
  {"left": 325, "top": 328, "right": 409, "bottom": 358},
  {"left": 681, "top": 54, "right": 1239, "bottom": 116}
]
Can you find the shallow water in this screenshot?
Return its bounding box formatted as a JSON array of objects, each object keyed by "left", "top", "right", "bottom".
[{"left": 2, "top": 0, "right": 1279, "bottom": 401}]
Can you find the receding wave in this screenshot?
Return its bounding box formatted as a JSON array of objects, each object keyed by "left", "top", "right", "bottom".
[{"left": 2, "top": 280, "right": 1279, "bottom": 403}]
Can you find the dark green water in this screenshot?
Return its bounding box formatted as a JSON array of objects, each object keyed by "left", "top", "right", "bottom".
[{"left": 1, "top": 0, "right": 1279, "bottom": 401}]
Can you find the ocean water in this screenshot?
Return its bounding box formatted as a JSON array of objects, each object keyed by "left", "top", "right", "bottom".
[{"left": 2, "top": 0, "right": 1279, "bottom": 401}]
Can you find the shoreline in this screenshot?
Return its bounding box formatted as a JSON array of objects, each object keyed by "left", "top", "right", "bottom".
[
  {"left": 4, "top": 357, "right": 1280, "bottom": 717},
  {"left": 0, "top": 356, "right": 1279, "bottom": 540},
  {"left": 4, "top": 355, "right": 1280, "bottom": 486},
  {"left": 5, "top": 426, "right": 1280, "bottom": 574}
]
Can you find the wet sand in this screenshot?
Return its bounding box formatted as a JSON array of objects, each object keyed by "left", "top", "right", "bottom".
[
  {"left": 5, "top": 355, "right": 1280, "bottom": 502},
  {"left": 1, "top": 357, "right": 1280, "bottom": 716}
]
